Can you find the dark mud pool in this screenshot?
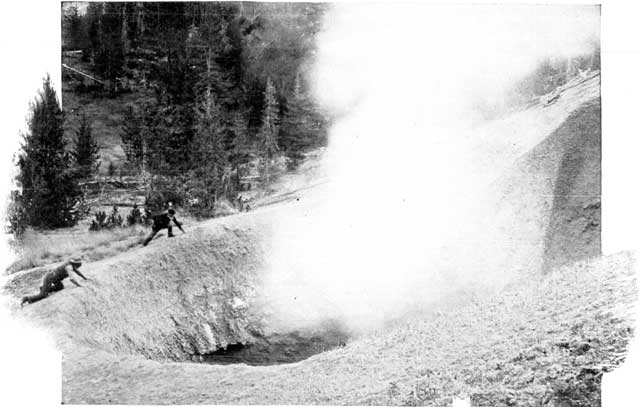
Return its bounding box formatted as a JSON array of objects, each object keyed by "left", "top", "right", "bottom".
[{"left": 202, "top": 323, "right": 350, "bottom": 366}]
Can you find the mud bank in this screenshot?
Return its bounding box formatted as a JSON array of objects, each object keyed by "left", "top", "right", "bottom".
[
  {"left": 486, "top": 97, "right": 601, "bottom": 273},
  {"left": 454, "top": 75, "right": 601, "bottom": 277}
]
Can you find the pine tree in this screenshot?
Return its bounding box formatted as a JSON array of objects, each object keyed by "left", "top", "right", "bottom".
[
  {"left": 57, "top": 3, "right": 330, "bottom": 220},
  {"left": 184, "top": 4, "right": 241, "bottom": 211},
  {"left": 63, "top": 5, "right": 86, "bottom": 50},
  {"left": 121, "top": 3, "right": 130, "bottom": 54},
  {"left": 86, "top": 2, "right": 125, "bottom": 82},
  {"left": 258, "top": 77, "right": 280, "bottom": 184},
  {"left": 121, "top": 105, "right": 144, "bottom": 168},
  {"left": 13, "top": 75, "right": 82, "bottom": 229},
  {"left": 280, "top": 74, "right": 319, "bottom": 170},
  {"left": 228, "top": 111, "right": 251, "bottom": 194},
  {"left": 189, "top": 75, "right": 227, "bottom": 213},
  {"left": 72, "top": 113, "right": 100, "bottom": 178}
]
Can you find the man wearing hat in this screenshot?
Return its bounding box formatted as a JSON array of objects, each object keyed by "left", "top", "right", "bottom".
[
  {"left": 142, "top": 206, "right": 185, "bottom": 246},
  {"left": 21, "top": 257, "right": 89, "bottom": 306}
]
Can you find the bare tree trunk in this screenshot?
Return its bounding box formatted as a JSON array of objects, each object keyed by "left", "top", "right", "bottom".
[
  {"left": 136, "top": 2, "right": 144, "bottom": 38},
  {"left": 206, "top": 48, "right": 213, "bottom": 118}
]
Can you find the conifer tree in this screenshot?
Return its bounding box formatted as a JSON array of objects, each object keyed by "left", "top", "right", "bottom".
[
  {"left": 190, "top": 85, "right": 227, "bottom": 212},
  {"left": 280, "top": 74, "right": 319, "bottom": 170},
  {"left": 86, "top": 2, "right": 125, "bottom": 82},
  {"left": 185, "top": 4, "right": 240, "bottom": 209},
  {"left": 72, "top": 113, "right": 100, "bottom": 178},
  {"left": 258, "top": 77, "right": 280, "bottom": 184},
  {"left": 63, "top": 5, "right": 86, "bottom": 50},
  {"left": 13, "top": 76, "right": 82, "bottom": 229},
  {"left": 228, "top": 112, "right": 252, "bottom": 194},
  {"left": 57, "top": 3, "right": 330, "bottom": 220},
  {"left": 121, "top": 105, "right": 144, "bottom": 168}
]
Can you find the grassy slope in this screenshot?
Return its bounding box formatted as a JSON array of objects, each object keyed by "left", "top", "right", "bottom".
[
  {"left": 5, "top": 225, "right": 148, "bottom": 274},
  {"left": 4, "top": 213, "right": 272, "bottom": 360},
  {"left": 4, "top": 147, "right": 325, "bottom": 275}
]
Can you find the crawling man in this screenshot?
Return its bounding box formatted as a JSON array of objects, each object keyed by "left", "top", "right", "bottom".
[{"left": 21, "top": 257, "right": 88, "bottom": 306}]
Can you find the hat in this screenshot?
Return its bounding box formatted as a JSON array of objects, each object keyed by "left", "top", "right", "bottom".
[
  {"left": 70, "top": 257, "right": 83, "bottom": 266},
  {"left": 168, "top": 208, "right": 176, "bottom": 215}
]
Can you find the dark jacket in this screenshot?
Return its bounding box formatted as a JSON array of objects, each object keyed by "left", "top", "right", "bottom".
[
  {"left": 152, "top": 213, "right": 183, "bottom": 231},
  {"left": 49, "top": 261, "right": 75, "bottom": 283}
]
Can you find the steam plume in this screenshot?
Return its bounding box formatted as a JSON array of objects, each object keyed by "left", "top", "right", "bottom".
[{"left": 263, "top": 4, "right": 600, "bottom": 331}]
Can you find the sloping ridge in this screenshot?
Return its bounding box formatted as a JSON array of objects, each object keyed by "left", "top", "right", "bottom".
[
  {"left": 470, "top": 74, "right": 601, "bottom": 274},
  {"left": 498, "top": 97, "right": 600, "bottom": 272},
  {"left": 541, "top": 99, "right": 601, "bottom": 269}
]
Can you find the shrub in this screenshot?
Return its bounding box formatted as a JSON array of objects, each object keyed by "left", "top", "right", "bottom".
[
  {"left": 72, "top": 113, "right": 100, "bottom": 179},
  {"left": 107, "top": 161, "right": 117, "bottom": 177},
  {"left": 126, "top": 204, "right": 143, "bottom": 226},
  {"left": 89, "top": 210, "right": 107, "bottom": 231},
  {"left": 89, "top": 205, "right": 123, "bottom": 231},
  {"left": 5, "top": 191, "right": 28, "bottom": 237},
  {"left": 108, "top": 205, "right": 123, "bottom": 227}
]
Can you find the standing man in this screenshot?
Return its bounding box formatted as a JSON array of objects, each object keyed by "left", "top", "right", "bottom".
[
  {"left": 21, "top": 258, "right": 88, "bottom": 306},
  {"left": 142, "top": 207, "right": 185, "bottom": 246}
]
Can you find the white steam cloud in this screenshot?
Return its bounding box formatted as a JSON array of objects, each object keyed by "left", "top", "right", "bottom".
[{"left": 263, "top": 4, "right": 600, "bottom": 332}]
